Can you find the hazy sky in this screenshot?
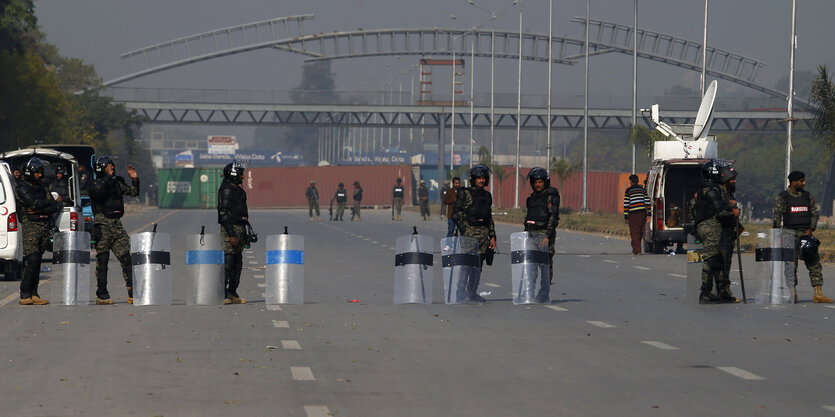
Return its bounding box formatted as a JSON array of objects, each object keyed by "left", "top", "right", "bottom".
[{"left": 35, "top": 0, "right": 835, "bottom": 101}]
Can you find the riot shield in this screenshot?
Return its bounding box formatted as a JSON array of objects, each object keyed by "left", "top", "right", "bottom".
[
  {"left": 510, "top": 232, "right": 551, "bottom": 304},
  {"left": 265, "top": 234, "right": 304, "bottom": 305},
  {"left": 394, "top": 233, "right": 434, "bottom": 304},
  {"left": 185, "top": 231, "right": 225, "bottom": 305},
  {"left": 686, "top": 233, "right": 704, "bottom": 304},
  {"left": 441, "top": 236, "right": 480, "bottom": 304},
  {"left": 130, "top": 231, "right": 172, "bottom": 306},
  {"left": 51, "top": 231, "right": 91, "bottom": 305},
  {"left": 754, "top": 228, "right": 794, "bottom": 304}
]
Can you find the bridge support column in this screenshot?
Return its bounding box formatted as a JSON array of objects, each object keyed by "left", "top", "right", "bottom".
[{"left": 438, "top": 114, "right": 446, "bottom": 204}]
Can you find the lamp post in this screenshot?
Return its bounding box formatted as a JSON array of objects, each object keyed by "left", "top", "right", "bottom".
[
  {"left": 514, "top": 3, "right": 523, "bottom": 209},
  {"left": 786, "top": 0, "right": 796, "bottom": 186},
  {"left": 582, "top": 0, "right": 589, "bottom": 212}
]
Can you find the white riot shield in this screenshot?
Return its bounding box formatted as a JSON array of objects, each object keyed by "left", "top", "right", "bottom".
[
  {"left": 51, "top": 231, "right": 91, "bottom": 305},
  {"left": 441, "top": 236, "right": 480, "bottom": 304},
  {"left": 394, "top": 233, "right": 434, "bottom": 304},
  {"left": 186, "top": 232, "right": 225, "bottom": 305},
  {"left": 265, "top": 234, "right": 304, "bottom": 305},
  {"left": 686, "top": 233, "right": 704, "bottom": 304},
  {"left": 510, "top": 232, "right": 551, "bottom": 304},
  {"left": 754, "top": 229, "right": 794, "bottom": 304},
  {"left": 130, "top": 232, "right": 172, "bottom": 306}
]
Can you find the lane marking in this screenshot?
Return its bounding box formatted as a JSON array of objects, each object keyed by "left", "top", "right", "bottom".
[
  {"left": 577, "top": 254, "right": 591, "bottom": 258},
  {"left": 484, "top": 283, "right": 501, "bottom": 288},
  {"left": 248, "top": 261, "right": 258, "bottom": 265},
  {"left": 0, "top": 292, "right": 19, "bottom": 307},
  {"left": 556, "top": 250, "right": 567, "bottom": 254},
  {"left": 281, "top": 340, "right": 302, "bottom": 350},
  {"left": 587, "top": 321, "right": 616, "bottom": 328},
  {"left": 257, "top": 283, "right": 265, "bottom": 288},
  {"left": 267, "top": 305, "right": 282, "bottom": 311},
  {"left": 304, "top": 406, "right": 332, "bottom": 417},
  {"left": 291, "top": 367, "right": 316, "bottom": 381},
  {"left": 633, "top": 266, "right": 650, "bottom": 270},
  {"left": 128, "top": 210, "right": 180, "bottom": 234},
  {"left": 669, "top": 273, "right": 687, "bottom": 278},
  {"left": 254, "top": 274, "right": 265, "bottom": 278},
  {"left": 545, "top": 305, "right": 568, "bottom": 312},
  {"left": 826, "top": 306, "right": 835, "bottom": 309},
  {"left": 272, "top": 320, "right": 289, "bottom": 328},
  {"left": 822, "top": 406, "right": 835, "bottom": 412},
  {"left": 602, "top": 259, "right": 618, "bottom": 264},
  {"left": 717, "top": 367, "right": 765, "bottom": 381},
  {"left": 642, "top": 341, "right": 679, "bottom": 350},
  {"left": 371, "top": 241, "right": 378, "bottom": 244}
]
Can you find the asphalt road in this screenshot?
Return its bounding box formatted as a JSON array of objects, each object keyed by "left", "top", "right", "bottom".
[{"left": 1, "top": 207, "right": 834, "bottom": 417}]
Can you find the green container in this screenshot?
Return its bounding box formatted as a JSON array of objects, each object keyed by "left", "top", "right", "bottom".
[
  {"left": 199, "top": 167, "right": 224, "bottom": 209},
  {"left": 157, "top": 168, "right": 200, "bottom": 208}
]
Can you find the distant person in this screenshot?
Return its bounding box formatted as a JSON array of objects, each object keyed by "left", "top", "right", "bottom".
[
  {"left": 15, "top": 158, "right": 62, "bottom": 305},
  {"left": 440, "top": 181, "right": 450, "bottom": 220},
  {"left": 418, "top": 180, "right": 430, "bottom": 221},
  {"left": 352, "top": 181, "right": 362, "bottom": 221},
  {"left": 217, "top": 160, "right": 249, "bottom": 304},
  {"left": 623, "top": 174, "right": 651, "bottom": 256},
  {"left": 524, "top": 167, "right": 560, "bottom": 293},
  {"left": 306, "top": 180, "right": 320, "bottom": 222},
  {"left": 331, "top": 182, "right": 347, "bottom": 221},
  {"left": 772, "top": 170, "right": 833, "bottom": 304},
  {"left": 392, "top": 178, "right": 405, "bottom": 221},
  {"left": 48, "top": 165, "right": 72, "bottom": 206},
  {"left": 77, "top": 164, "right": 92, "bottom": 196},
  {"left": 443, "top": 177, "right": 461, "bottom": 237},
  {"left": 12, "top": 168, "right": 22, "bottom": 185},
  {"left": 717, "top": 164, "right": 741, "bottom": 303},
  {"left": 453, "top": 164, "right": 497, "bottom": 303}
]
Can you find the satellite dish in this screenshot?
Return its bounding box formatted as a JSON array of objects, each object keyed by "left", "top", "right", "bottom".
[{"left": 692, "top": 80, "right": 718, "bottom": 139}]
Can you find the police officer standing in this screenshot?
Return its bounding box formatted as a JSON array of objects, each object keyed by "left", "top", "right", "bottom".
[
  {"left": 453, "top": 164, "right": 497, "bottom": 303},
  {"left": 392, "top": 178, "right": 405, "bottom": 221},
  {"left": 49, "top": 165, "right": 72, "bottom": 206},
  {"left": 352, "top": 181, "right": 362, "bottom": 221},
  {"left": 443, "top": 177, "right": 461, "bottom": 237},
  {"left": 418, "top": 180, "right": 430, "bottom": 221},
  {"left": 218, "top": 160, "right": 249, "bottom": 304},
  {"left": 524, "top": 167, "right": 561, "bottom": 294},
  {"left": 306, "top": 180, "right": 320, "bottom": 222},
  {"left": 89, "top": 155, "right": 140, "bottom": 305},
  {"left": 716, "top": 164, "right": 741, "bottom": 302},
  {"left": 772, "top": 171, "right": 834, "bottom": 303},
  {"left": 691, "top": 160, "right": 738, "bottom": 304},
  {"left": 331, "top": 182, "right": 347, "bottom": 221},
  {"left": 15, "top": 158, "right": 62, "bottom": 305}
]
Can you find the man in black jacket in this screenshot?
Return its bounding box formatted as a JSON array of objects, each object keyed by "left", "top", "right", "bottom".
[
  {"left": 524, "top": 167, "right": 561, "bottom": 294},
  {"left": 218, "top": 160, "right": 249, "bottom": 304}
]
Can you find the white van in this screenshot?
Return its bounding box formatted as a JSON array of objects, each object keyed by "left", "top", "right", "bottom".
[{"left": 0, "top": 162, "right": 23, "bottom": 280}]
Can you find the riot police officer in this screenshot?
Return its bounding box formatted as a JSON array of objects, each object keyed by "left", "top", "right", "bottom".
[
  {"left": 15, "top": 158, "right": 62, "bottom": 305},
  {"left": 49, "top": 165, "right": 72, "bottom": 206},
  {"left": 691, "top": 159, "right": 738, "bottom": 304},
  {"left": 524, "top": 167, "right": 561, "bottom": 298},
  {"left": 352, "top": 181, "right": 363, "bottom": 221},
  {"left": 218, "top": 160, "right": 249, "bottom": 304},
  {"left": 392, "top": 178, "right": 405, "bottom": 221},
  {"left": 306, "top": 180, "right": 320, "bottom": 222},
  {"left": 717, "top": 164, "right": 741, "bottom": 302},
  {"left": 331, "top": 182, "right": 347, "bottom": 221},
  {"left": 453, "top": 164, "right": 497, "bottom": 302},
  {"left": 89, "top": 155, "right": 140, "bottom": 305},
  {"left": 772, "top": 171, "right": 833, "bottom": 303},
  {"left": 418, "top": 180, "right": 430, "bottom": 221}
]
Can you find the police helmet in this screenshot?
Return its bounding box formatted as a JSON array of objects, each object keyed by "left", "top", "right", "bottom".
[
  {"left": 55, "top": 165, "right": 68, "bottom": 176},
  {"left": 23, "top": 157, "right": 45, "bottom": 182},
  {"left": 469, "top": 164, "right": 491, "bottom": 187},
  {"left": 701, "top": 159, "right": 721, "bottom": 182},
  {"left": 527, "top": 166, "right": 550, "bottom": 189},
  {"left": 718, "top": 165, "right": 737, "bottom": 183},
  {"left": 799, "top": 235, "right": 821, "bottom": 262},
  {"left": 223, "top": 160, "right": 246, "bottom": 182},
  {"left": 94, "top": 155, "right": 114, "bottom": 175},
  {"left": 338, "top": 182, "right": 344, "bottom": 188},
  {"left": 353, "top": 181, "right": 360, "bottom": 186},
  {"left": 396, "top": 178, "right": 402, "bottom": 184}
]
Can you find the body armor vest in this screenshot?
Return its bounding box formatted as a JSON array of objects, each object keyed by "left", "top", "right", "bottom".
[
  {"left": 16, "top": 182, "right": 54, "bottom": 222},
  {"left": 780, "top": 190, "right": 812, "bottom": 229},
  {"left": 92, "top": 176, "right": 126, "bottom": 219},
  {"left": 525, "top": 188, "right": 555, "bottom": 229},
  {"left": 393, "top": 186, "right": 404, "bottom": 198},
  {"left": 466, "top": 188, "right": 492, "bottom": 226},
  {"left": 692, "top": 183, "right": 722, "bottom": 224},
  {"left": 217, "top": 180, "right": 248, "bottom": 225},
  {"left": 336, "top": 190, "right": 347, "bottom": 203}
]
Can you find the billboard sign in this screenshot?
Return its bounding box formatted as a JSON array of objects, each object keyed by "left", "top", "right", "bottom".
[{"left": 208, "top": 135, "right": 237, "bottom": 155}]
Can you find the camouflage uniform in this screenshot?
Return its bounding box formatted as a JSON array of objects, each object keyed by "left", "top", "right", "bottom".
[
  {"left": 772, "top": 189, "right": 823, "bottom": 288},
  {"left": 352, "top": 186, "right": 362, "bottom": 221},
  {"left": 454, "top": 188, "right": 496, "bottom": 260},
  {"left": 16, "top": 182, "right": 60, "bottom": 301},
  {"left": 453, "top": 186, "right": 496, "bottom": 302},
  {"left": 221, "top": 224, "right": 247, "bottom": 254},
  {"left": 694, "top": 183, "right": 736, "bottom": 295},
  {"left": 92, "top": 177, "right": 140, "bottom": 300},
  {"left": 718, "top": 189, "right": 741, "bottom": 293}
]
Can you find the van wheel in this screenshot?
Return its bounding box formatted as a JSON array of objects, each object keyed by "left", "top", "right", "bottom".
[{"left": 643, "top": 241, "right": 654, "bottom": 254}]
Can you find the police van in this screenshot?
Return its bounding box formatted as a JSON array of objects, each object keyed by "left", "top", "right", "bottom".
[{"left": 0, "top": 161, "right": 22, "bottom": 280}]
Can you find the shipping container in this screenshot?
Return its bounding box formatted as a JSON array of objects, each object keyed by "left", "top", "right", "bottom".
[
  {"left": 158, "top": 168, "right": 200, "bottom": 209},
  {"left": 198, "top": 167, "right": 224, "bottom": 209}
]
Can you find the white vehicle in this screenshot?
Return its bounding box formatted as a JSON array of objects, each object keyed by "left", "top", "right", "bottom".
[
  {"left": 642, "top": 81, "right": 721, "bottom": 253},
  {"left": 0, "top": 161, "right": 23, "bottom": 280}
]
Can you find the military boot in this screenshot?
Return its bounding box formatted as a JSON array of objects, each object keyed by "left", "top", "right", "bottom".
[
  {"left": 716, "top": 288, "right": 739, "bottom": 303},
  {"left": 699, "top": 291, "right": 720, "bottom": 304},
  {"left": 30, "top": 295, "right": 49, "bottom": 305},
  {"left": 126, "top": 286, "right": 134, "bottom": 305},
  {"left": 813, "top": 286, "right": 834, "bottom": 303}
]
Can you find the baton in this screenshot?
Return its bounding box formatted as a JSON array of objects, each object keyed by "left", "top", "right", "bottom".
[{"left": 735, "top": 221, "right": 747, "bottom": 303}]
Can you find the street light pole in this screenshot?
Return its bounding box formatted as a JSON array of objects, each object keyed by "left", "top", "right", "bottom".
[
  {"left": 582, "top": 0, "right": 589, "bottom": 212},
  {"left": 514, "top": 4, "right": 523, "bottom": 209},
  {"left": 701, "top": 0, "right": 708, "bottom": 95},
  {"left": 469, "top": 39, "right": 475, "bottom": 169},
  {"left": 786, "top": 0, "right": 796, "bottom": 187},
  {"left": 546, "top": 0, "right": 553, "bottom": 173},
  {"left": 632, "top": 0, "right": 637, "bottom": 175}
]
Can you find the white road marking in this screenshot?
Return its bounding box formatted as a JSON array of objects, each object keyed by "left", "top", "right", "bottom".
[
  {"left": 577, "top": 254, "right": 591, "bottom": 258},
  {"left": 717, "top": 367, "right": 765, "bottom": 380},
  {"left": 0, "top": 292, "right": 19, "bottom": 307},
  {"left": 371, "top": 241, "right": 378, "bottom": 244},
  {"left": 246, "top": 255, "right": 256, "bottom": 259},
  {"left": 822, "top": 405, "right": 835, "bottom": 412},
  {"left": 254, "top": 274, "right": 265, "bottom": 279},
  {"left": 545, "top": 305, "right": 568, "bottom": 312},
  {"left": 248, "top": 261, "right": 258, "bottom": 265},
  {"left": 257, "top": 283, "right": 265, "bottom": 288},
  {"left": 245, "top": 250, "right": 254, "bottom": 254},
  {"left": 642, "top": 341, "right": 679, "bottom": 350},
  {"left": 484, "top": 283, "right": 501, "bottom": 288},
  {"left": 304, "top": 406, "right": 332, "bottom": 417},
  {"left": 826, "top": 305, "right": 835, "bottom": 309},
  {"left": 556, "top": 250, "right": 567, "bottom": 254},
  {"left": 272, "top": 320, "right": 289, "bottom": 328},
  {"left": 668, "top": 273, "right": 687, "bottom": 278},
  {"left": 267, "top": 305, "right": 282, "bottom": 311},
  {"left": 633, "top": 266, "right": 650, "bottom": 270},
  {"left": 281, "top": 340, "right": 302, "bottom": 350},
  {"left": 587, "top": 321, "right": 616, "bottom": 328},
  {"left": 291, "top": 367, "right": 316, "bottom": 381},
  {"left": 602, "top": 259, "right": 618, "bottom": 264}
]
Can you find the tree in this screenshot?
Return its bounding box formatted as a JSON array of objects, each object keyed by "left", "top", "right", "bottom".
[
  {"left": 549, "top": 157, "right": 582, "bottom": 187},
  {"left": 809, "top": 65, "right": 835, "bottom": 215},
  {"left": 627, "top": 124, "right": 666, "bottom": 157}
]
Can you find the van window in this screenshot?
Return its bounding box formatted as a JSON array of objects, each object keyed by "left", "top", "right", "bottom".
[
  {"left": 0, "top": 174, "right": 5, "bottom": 204},
  {"left": 664, "top": 165, "right": 702, "bottom": 227}
]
